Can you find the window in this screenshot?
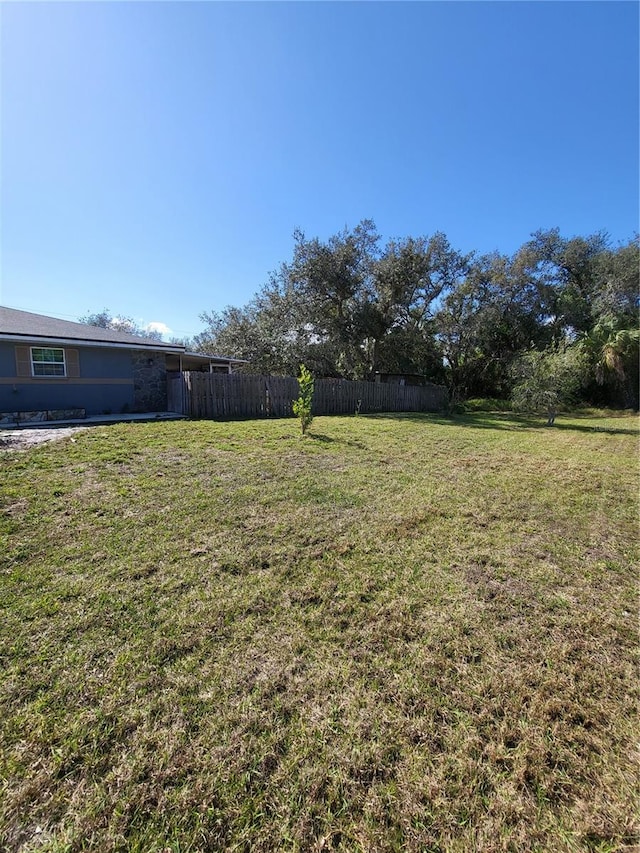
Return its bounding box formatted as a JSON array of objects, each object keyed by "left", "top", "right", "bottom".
[
  {"left": 31, "top": 347, "right": 66, "bottom": 377},
  {"left": 15, "top": 346, "right": 79, "bottom": 379}
]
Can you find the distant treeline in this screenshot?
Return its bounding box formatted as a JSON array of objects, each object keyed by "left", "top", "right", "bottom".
[{"left": 193, "top": 221, "right": 639, "bottom": 409}]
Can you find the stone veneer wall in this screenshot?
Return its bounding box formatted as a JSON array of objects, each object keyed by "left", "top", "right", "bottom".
[
  {"left": 0, "top": 408, "right": 86, "bottom": 425},
  {"left": 132, "top": 352, "right": 168, "bottom": 412}
]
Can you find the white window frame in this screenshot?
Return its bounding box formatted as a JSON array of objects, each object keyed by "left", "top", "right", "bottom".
[{"left": 31, "top": 346, "right": 67, "bottom": 377}]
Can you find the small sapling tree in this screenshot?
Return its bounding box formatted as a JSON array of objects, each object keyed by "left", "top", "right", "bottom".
[{"left": 293, "top": 364, "right": 314, "bottom": 435}]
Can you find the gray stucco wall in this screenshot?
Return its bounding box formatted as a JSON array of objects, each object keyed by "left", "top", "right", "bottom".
[{"left": 0, "top": 343, "right": 167, "bottom": 416}]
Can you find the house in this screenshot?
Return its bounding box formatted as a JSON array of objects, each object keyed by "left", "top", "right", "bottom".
[{"left": 0, "top": 307, "right": 242, "bottom": 423}]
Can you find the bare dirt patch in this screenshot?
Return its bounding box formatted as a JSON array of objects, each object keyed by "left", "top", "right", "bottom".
[{"left": 0, "top": 426, "right": 87, "bottom": 451}]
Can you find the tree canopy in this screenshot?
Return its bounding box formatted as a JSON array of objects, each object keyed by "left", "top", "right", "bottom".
[
  {"left": 80, "top": 308, "right": 163, "bottom": 341},
  {"left": 193, "top": 224, "right": 639, "bottom": 409}
]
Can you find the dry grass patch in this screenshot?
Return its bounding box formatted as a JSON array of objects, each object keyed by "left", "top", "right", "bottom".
[{"left": 1, "top": 411, "right": 638, "bottom": 852}]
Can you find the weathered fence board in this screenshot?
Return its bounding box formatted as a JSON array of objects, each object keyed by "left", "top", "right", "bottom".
[{"left": 167, "top": 372, "right": 446, "bottom": 419}]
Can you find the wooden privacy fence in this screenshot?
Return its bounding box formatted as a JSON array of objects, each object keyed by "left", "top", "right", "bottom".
[{"left": 168, "top": 372, "right": 447, "bottom": 419}]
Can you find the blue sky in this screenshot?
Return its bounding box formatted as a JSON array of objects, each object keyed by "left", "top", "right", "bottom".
[{"left": 1, "top": 1, "right": 638, "bottom": 341}]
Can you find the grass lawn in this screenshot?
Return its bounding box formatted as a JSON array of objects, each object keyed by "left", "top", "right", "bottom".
[{"left": 1, "top": 411, "right": 638, "bottom": 852}]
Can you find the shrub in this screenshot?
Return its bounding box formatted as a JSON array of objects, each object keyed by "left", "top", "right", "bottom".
[{"left": 511, "top": 344, "right": 586, "bottom": 425}]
